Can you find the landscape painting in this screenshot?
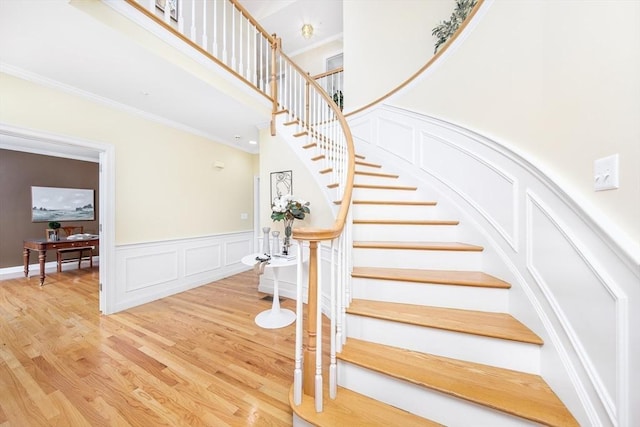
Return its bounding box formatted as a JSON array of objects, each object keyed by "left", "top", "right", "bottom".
[{"left": 31, "top": 186, "right": 95, "bottom": 222}]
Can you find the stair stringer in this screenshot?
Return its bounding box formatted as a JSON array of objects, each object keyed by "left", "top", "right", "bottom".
[{"left": 345, "top": 104, "right": 639, "bottom": 426}]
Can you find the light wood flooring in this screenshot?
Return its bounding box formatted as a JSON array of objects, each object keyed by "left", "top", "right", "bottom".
[{"left": 0, "top": 268, "right": 317, "bottom": 427}]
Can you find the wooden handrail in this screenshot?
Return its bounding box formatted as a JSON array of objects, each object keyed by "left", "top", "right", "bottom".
[
  {"left": 312, "top": 67, "right": 344, "bottom": 81},
  {"left": 274, "top": 50, "right": 355, "bottom": 243},
  {"left": 228, "top": 0, "right": 276, "bottom": 45}
]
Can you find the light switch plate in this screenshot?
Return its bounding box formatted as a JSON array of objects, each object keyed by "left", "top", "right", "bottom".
[{"left": 594, "top": 154, "right": 619, "bottom": 191}]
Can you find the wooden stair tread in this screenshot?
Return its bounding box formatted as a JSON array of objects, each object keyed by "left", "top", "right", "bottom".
[
  {"left": 338, "top": 339, "right": 578, "bottom": 426},
  {"left": 289, "top": 385, "right": 441, "bottom": 427},
  {"left": 347, "top": 299, "right": 542, "bottom": 344},
  {"left": 355, "top": 170, "right": 399, "bottom": 178},
  {"left": 351, "top": 267, "right": 511, "bottom": 289},
  {"left": 353, "top": 200, "right": 437, "bottom": 206},
  {"left": 353, "top": 241, "right": 483, "bottom": 251},
  {"left": 355, "top": 160, "right": 382, "bottom": 168},
  {"left": 353, "top": 219, "right": 459, "bottom": 226},
  {"left": 354, "top": 184, "right": 417, "bottom": 191}
]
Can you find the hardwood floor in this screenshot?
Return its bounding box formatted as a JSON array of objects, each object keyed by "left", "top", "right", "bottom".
[{"left": 0, "top": 268, "right": 308, "bottom": 426}]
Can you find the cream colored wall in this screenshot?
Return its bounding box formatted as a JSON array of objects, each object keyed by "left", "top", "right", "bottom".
[
  {"left": 0, "top": 73, "right": 255, "bottom": 244},
  {"left": 390, "top": 0, "right": 640, "bottom": 249},
  {"left": 291, "top": 39, "right": 343, "bottom": 76},
  {"left": 343, "top": 0, "right": 640, "bottom": 251},
  {"left": 343, "top": 0, "right": 454, "bottom": 111},
  {"left": 258, "top": 127, "right": 334, "bottom": 237}
]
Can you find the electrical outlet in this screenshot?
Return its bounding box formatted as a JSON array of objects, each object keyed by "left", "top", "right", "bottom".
[{"left": 594, "top": 154, "right": 620, "bottom": 191}]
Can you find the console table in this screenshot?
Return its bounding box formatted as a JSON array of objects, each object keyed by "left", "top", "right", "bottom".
[
  {"left": 241, "top": 252, "right": 300, "bottom": 329},
  {"left": 23, "top": 236, "right": 99, "bottom": 285}
]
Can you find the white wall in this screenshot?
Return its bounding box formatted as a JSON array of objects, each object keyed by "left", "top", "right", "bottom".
[
  {"left": 343, "top": 0, "right": 454, "bottom": 111},
  {"left": 291, "top": 39, "right": 343, "bottom": 76},
  {"left": 346, "top": 0, "right": 640, "bottom": 255}
]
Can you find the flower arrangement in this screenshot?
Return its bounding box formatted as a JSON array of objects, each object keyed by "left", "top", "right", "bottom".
[{"left": 271, "top": 194, "right": 310, "bottom": 254}]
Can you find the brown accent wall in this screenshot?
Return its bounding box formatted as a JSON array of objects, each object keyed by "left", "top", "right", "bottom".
[{"left": 0, "top": 149, "right": 99, "bottom": 268}]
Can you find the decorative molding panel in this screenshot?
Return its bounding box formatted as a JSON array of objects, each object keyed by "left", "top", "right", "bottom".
[
  {"left": 347, "top": 104, "right": 637, "bottom": 426},
  {"left": 114, "top": 231, "right": 253, "bottom": 312}
]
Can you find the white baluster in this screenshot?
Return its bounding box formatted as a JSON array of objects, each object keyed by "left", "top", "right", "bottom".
[
  {"left": 222, "top": 0, "right": 227, "bottom": 64},
  {"left": 294, "top": 242, "right": 303, "bottom": 405},
  {"left": 238, "top": 12, "right": 243, "bottom": 76},
  {"left": 201, "top": 0, "right": 208, "bottom": 50},
  {"left": 177, "top": 0, "right": 184, "bottom": 33},
  {"left": 315, "top": 243, "right": 323, "bottom": 412},
  {"left": 336, "top": 233, "right": 343, "bottom": 353},
  {"left": 330, "top": 239, "right": 337, "bottom": 399},
  {"left": 246, "top": 24, "right": 251, "bottom": 81},
  {"left": 212, "top": 0, "right": 218, "bottom": 57},
  {"left": 231, "top": 5, "right": 236, "bottom": 70},
  {"left": 190, "top": 0, "right": 196, "bottom": 41}
]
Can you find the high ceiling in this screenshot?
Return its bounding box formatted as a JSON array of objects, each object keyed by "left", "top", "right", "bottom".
[{"left": 0, "top": 0, "right": 343, "bottom": 158}]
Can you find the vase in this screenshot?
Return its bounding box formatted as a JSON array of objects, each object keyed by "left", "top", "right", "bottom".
[
  {"left": 282, "top": 218, "right": 294, "bottom": 255},
  {"left": 262, "top": 227, "right": 271, "bottom": 255},
  {"left": 271, "top": 231, "right": 281, "bottom": 255}
]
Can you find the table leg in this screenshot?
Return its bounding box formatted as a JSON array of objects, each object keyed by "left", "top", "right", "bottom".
[
  {"left": 23, "top": 248, "right": 30, "bottom": 277},
  {"left": 271, "top": 268, "right": 281, "bottom": 313},
  {"left": 38, "top": 251, "right": 46, "bottom": 286}
]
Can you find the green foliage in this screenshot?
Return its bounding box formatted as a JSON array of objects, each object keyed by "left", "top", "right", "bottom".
[
  {"left": 432, "top": 0, "right": 478, "bottom": 54},
  {"left": 48, "top": 221, "right": 61, "bottom": 229},
  {"left": 332, "top": 90, "right": 343, "bottom": 111}
]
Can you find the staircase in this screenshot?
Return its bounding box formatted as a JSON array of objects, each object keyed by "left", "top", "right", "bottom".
[{"left": 292, "top": 154, "right": 579, "bottom": 426}]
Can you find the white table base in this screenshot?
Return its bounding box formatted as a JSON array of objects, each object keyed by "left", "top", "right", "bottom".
[{"left": 255, "top": 307, "right": 296, "bottom": 329}]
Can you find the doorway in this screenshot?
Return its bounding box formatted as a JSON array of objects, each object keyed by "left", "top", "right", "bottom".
[{"left": 0, "top": 125, "right": 115, "bottom": 314}]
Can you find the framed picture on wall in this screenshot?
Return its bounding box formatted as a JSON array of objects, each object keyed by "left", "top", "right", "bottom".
[
  {"left": 31, "top": 186, "right": 95, "bottom": 222},
  {"left": 270, "top": 170, "right": 292, "bottom": 203}
]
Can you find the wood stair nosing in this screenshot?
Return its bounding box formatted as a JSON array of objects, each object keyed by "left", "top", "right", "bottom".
[
  {"left": 338, "top": 339, "right": 578, "bottom": 427},
  {"left": 311, "top": 154, "right": 326, "bottom": 161},
  {"left": 319, "top": 168, "right": 333, "bottom": 175},
  {"left": 289, "top": 385, "right": 442, "bottom": 427},
  {"left": 355, "top": 153, "right": 366, "bottom": 160},
  {"left": 302, "top": 142, "right": 317, "bottom": 149},
  {"left": 355, "top": 160, "right": 382, "bottom": 169},
  {"left": 327, "top": 183, "right": 339, "bottom": 189},
  {"left": 354, "top": 170, "right": 400, "bottom": 179},
  {"left": 284, "top": 119, "right": 299, "bottom": 126},
  {"left": 353, "top": 200, "right": 438, "bottom": 206},
  {"left": 293, "top": 131, "right": 308, "bottom": 138},
  {"left": 353, "top": 241, "right": 484, "bottom": 252},
  {"left": 354, "top": 184, "right": 418, "bottom": 191},
  {"left": 346, "top": 299, "right": 542, "bottom": 345},
  {"left": 353, "top": 219, "right": 459, "bottom": 226},
  {"left": 351, "top": 267, "right": 511, "bottom": 289}
]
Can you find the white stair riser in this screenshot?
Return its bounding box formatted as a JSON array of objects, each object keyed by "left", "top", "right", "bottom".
[
  {"left": 352, "top": 204, "right": 446, "bottom": 220},
  {"left": 352, "top": 224, "right": 459, "bottom": 242},
  {"left": 345, "top": 315, "right": 540, "bottom": 374},
  {"left": 351, "top": 278, "right": 509, "bottom": 312},
  {"left": 353, "top": 248, "right": 483, "bottom": 271},
  {"left": 338, "top": 362, "right": 539, "bottom": 427},
  {"left": 353, "top": 188, "right": 425, "bottom": 202}
]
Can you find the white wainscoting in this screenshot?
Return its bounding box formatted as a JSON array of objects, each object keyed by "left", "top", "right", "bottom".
[
  {"left": 113, "top": 231, "right": 253, "bottom": 313},
  {"left": 347, "top": 104, "right": 639, "bottom": 427}
]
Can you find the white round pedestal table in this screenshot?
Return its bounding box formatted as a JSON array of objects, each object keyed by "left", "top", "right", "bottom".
[{"left": 242, "top": 253, "right": 299, "bottom": 329}]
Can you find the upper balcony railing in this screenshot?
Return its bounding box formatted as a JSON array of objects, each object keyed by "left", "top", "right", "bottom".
[{"left": 121, "top": 0, "right": 354, "bottom": 414}]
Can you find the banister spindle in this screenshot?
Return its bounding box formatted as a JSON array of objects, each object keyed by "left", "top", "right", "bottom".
[
  {"left": 201, "top": 0, "right": 208, "bottom": 50},
  {"left": 212, "top": 0, "right": 218, "bottom": 57},
  {"left": 304, "top": 241, "right": 318, "bottom": 397},
  {"left": 294, "top": 242, "right": 304, "bottom": 405},
  {"left": 231, "top": 5, "right": 236, "bottom": 70},
  {"left": 329, "top": 239, "right": 337, "bottom": 398},
  {"left": 190, "top": 0, "right": 196, "bottom": 41},
  {"left": 315, "top": 241, "right": 323, "bottom": 412}
]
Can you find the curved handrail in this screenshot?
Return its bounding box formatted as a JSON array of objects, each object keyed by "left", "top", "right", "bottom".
[
  {"left": 345, "top": 0, "right": 484, "bottom": 118},
  {"left": 275, "top": 49, "right": 355, "bottom": 242}
]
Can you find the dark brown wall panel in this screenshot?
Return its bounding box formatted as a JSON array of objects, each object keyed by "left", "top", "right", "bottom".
[{"left": 0, "top": 149, "right": 99, "bottom": 268}]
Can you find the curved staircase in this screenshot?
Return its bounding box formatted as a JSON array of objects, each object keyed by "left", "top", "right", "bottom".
[{"left": 292, "top": 153, "right": 579, "bottom": 426}]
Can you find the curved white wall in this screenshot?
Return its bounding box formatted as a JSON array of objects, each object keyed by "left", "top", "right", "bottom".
[
  {"left": 389, "top": 0, "right": 640, "bottom": 258},
  {"left": 348, "top": 104, "right": 639, "bottom": 426}
]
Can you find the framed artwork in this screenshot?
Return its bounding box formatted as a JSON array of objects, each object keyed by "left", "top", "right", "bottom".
[
  {"left": 31, "top": 186, "right": 95, "bottom": 222},
  {"left": 156, "top": 0, "right": 178, "bottom": 21},
  {"left": 46, "top": 229, "right": 59, "bottom": 242},
  {"left": 270, "top": 170, "right": 292, "bottom": 203}
]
